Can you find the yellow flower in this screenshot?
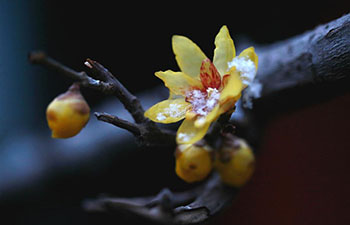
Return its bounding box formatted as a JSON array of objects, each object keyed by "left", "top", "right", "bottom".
[
  {"left": 145, "top": 26, "right": 258, "bottom": 144},
  {"left": 175, "top": 143, "right": 213, "bottom": 183}
]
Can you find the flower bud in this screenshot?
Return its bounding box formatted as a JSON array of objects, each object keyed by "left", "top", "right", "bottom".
[
  {"left": 175, "top": 141, "right": 213, "bottom": 183},
  {"left": 46, "top": 83, "right": 90, "bottom": 138},
  {"left": 215, "top": 135, "right": 255, "bottom": 187}
]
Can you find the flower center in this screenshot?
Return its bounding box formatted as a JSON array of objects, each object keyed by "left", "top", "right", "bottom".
[{"left": 186, "top": 88, "right": 220, "bottom": 116}]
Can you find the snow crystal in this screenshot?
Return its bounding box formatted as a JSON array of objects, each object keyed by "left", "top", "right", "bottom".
[
  {"left": 194, "top": 116, "right": 206, "bottom": 127},
  {"left": 178, "top": 132, "right": 195, "bottom": 142},
  {"left": 186, "top": 88, "right": 220, "bottom": 116},
  {"left": 248, "top": 81, "right": 262, "bottom": 98},
  {"left": 206, "top": 88, "right": 220, "bottom": 109},
  {"left": 242, "top": 80, "right": 262, "bottom": 109},
  {"left": 228, "top": 56, "right": 256, "bottom": 86},
  {"left": 84, "top": 61, "right": 93, "bottom": 68},
  {"left": 156, "top": 113, "right": 167, "bottom": 121},
  {"left": 156, "top": 103, "right": 185, "bottom": 121}
]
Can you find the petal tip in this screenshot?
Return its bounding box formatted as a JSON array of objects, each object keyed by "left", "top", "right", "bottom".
[{"left": 220, "top": 25, "right": 229, "bottom": 32}]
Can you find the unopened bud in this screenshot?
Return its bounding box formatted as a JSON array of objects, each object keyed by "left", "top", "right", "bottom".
[
  {"left": 46, "top": 83, "right": 90, "bottom": 138},
  {"left": 215, "top": 135, "right": 255, "bottom": 187},
  {"left": 175, "top": 141, "right": 213, "bottom": 183}
]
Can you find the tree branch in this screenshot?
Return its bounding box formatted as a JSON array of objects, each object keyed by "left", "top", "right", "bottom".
[
  {"left": 29, "top": 51, "right": 174, "bottom": 147},
  {"left": 29, "top": 51, "right": 114, "bottom": 93},
  {"left": 85, "top": 59, "right": 148, "bottom": 124},
  {"left": 83, "top": 173, "right": 234, "bottom": 225},
  {"left": 244, "top": 13, "right": 350, "bottom": 113},
  {"left": 94, "top": 112, "right": 141, "bottom": 136}
]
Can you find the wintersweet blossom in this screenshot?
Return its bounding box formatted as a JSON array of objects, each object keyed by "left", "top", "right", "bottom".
[{"left": 145, "top": 26, "right": 258, "bottom": 144}]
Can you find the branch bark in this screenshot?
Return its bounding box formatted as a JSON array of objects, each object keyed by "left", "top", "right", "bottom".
[
  {"left": 83, "top": 173, "right": 235, "bottom": 225},
  {"left": 94, "top": 112, "right": 141, "bottom": 136},
  {"left": 245, "top": 13, "right": 350, "bottom": 113}
]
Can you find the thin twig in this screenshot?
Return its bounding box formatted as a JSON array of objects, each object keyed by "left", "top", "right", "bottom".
[
  {"left": 94, "top": 112, "right": 141, "bottom": 135},
  {"left": 28, "top": 51, "right": 114, "bottom": 93},
  {"left": 86, "top": 59, "right": 148, "bottom": 124},
  {"left": 29, "top": 51, "right": 147, "bottom": 124},
  {"left": 29, "top": 51, "right": 174, "bottom": 146}
]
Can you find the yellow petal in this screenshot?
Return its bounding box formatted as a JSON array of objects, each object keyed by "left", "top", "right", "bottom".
[
  {"left": 172, "top": 35, "right": 207, "bottom": 78},
  {"left": 155, "top": 70, "right": 203, "bottom": 96},
  {"left": 219, "top": 94, "right": 240, "bottom": 115},
  {"left": 213, "top": 25, "right": 236, "bottom": 76},
  {"left": 177, "top": 118, "right": 211, "bottom": 144},
  {"left": 219, "top": 69, "right": 243, "bottom": 105},
  {"left": 239, "top": 47, "right": 258, "bottom": 69},
  {"left": 144, "top": 98, "right": 190, "bottom": 124},
  {"left": 168, "top": 91, "right": 183, "bottom": 100}
]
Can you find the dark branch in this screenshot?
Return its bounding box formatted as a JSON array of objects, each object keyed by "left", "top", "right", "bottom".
[
  {"left": 29, "top": 51, "right": 114, "bottom": 93},
  {"left": 94, "top": 112, "right": 141, "bottom": 136},
  {"left": 83, "top": 173, "right": 234, "bottom": 225},
  {"left": 29, "top": 51, "right": 147, "bottom": 123},
  {"left": 94, "top": 112, "right": 176, "bottom": 147},
  {"left": 245, "top": 13, "right": 350, "bottom": 112},
  {"left": 85, "top": 59, "right": 148, "bottom": 124},
  {"left": 29, "top": 51, "right": 175, "bottom": 146}
]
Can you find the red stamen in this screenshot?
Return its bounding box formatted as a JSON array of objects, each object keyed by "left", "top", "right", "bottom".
[{"left": 200, "top": 58, "right": 221, "bottom": 89}]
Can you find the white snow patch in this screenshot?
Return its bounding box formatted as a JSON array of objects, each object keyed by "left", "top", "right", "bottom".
[
  {"left": 228, "top": 56, "right": 256, "bottom": 86},
  {"left": 84, "top": 61, "right": 93, "bottom": 68},
  {"left": 186, "top": 88, "right": 220, "bottom": 116},
  {"left": 248, "top": 81, "right": 262, "bottom": 98},
  {"left": 156, "top": 113, "right": 167, "bottom": 121},
  {"left": 194, "top": 116, "right": 206, "bottom": 127},
  {"left": 178, "top": 132, "right": 195, "bottom": 143},
  {"left": 242, "top": 80, "right": 262, "bottom": 109},
  {"left": 156, "top": 103, "right": 185, "bottom": 121}
]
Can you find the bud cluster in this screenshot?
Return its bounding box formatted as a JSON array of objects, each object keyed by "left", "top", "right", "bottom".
[{"left": 175, "top": 134, "right": 255, "bottom": 187}]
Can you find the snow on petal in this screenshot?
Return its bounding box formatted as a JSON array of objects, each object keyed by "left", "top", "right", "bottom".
[
  {"left": 144, "top": 98, "right": 190, "bottom": 124},
  {"left": 228, "top": 56, "right": 256, "bottom": 86},
  {"left": 177, "top": 117, "right": 211, "bottom": 144}
]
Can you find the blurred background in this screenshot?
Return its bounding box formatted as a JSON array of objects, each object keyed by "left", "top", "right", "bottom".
[{"left": 0, "top": 1, "right": 349, "bottom": 224}]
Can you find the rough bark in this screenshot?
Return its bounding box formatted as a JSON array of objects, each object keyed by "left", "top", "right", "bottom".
[{"left": 249, "top": 13, "right": 350, "bottom": 112}]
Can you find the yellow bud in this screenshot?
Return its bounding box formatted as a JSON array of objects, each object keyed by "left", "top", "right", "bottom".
[
  {"left": 46, "top": 83, "right": 90, "bottom": 138},
  {"left": 215, "top": 136, "right": 255, "bottom": 187},
  {"left": 175, "top": 142, "right": 213, "bottom": 183}
]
